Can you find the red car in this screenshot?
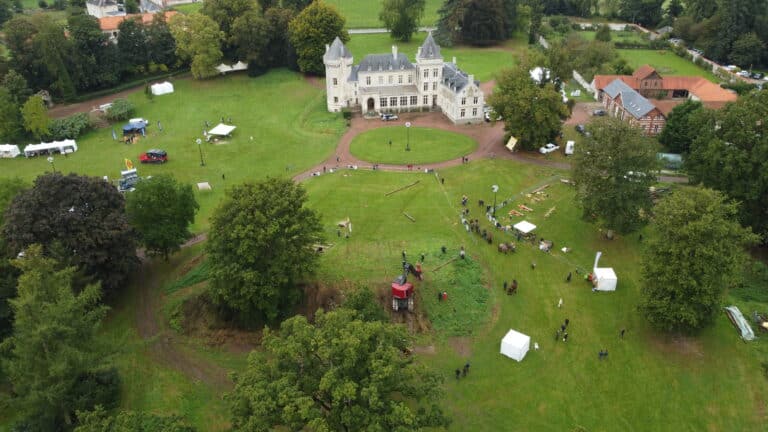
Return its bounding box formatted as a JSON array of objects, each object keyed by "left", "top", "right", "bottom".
[{"left": 139, "top": 149, "right": 168, "bottom": 164}]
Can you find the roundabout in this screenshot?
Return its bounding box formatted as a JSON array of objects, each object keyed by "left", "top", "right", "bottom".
[{"left": 349, "top": 126, "right": 478, "bottom": 165}]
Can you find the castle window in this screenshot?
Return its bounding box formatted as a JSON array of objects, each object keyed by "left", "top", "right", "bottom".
[
  {"left": 423, "top": 95, "right": 428, "bottom": 105},
  {"left": 424, "top": 69, "right": 428, "bottom": 78},
  {"left": 398, "top": 75, "right": 403, "bottom": 84},
  {"left": 333, "top": 78, "right": 337, "bottom": 86},
  {"left": 461, "top": 97, "right": 466, "bottom": 105},
  {"left": 433, "top": 69, "right": 438, "bottom": 77},
  {"left": 410, "top": 96, "right": 417, "bottom": 105},
  {"left": 424, "top": 83, "right": 428, "bottom": 91},
  {"left": 366, "top": 76, "right": 371, "bottom": 85},
  {"left": 380, "top": 97, "right": 387, "bottom": 107},
  {"left": 432, "top": 82, "right": 436, "bottom": 90},
  {"left": 472, "top": 107, "right": 477, "bottom": 116},
  {"left": 390, "top": 97, "right": 397, "bottom": 107},
  {"left": 334, "top": 97, "right": 338, "bottom": 103},
  {"left": 400, "top": 96, "right": 407, "bottom": 106},
  {"left": 460, "top": 109, "right": 465, "bottom": 117},
  {"left": 474, "top": 97, "right": 479, "bottom": 104},
  {"left": 408, "top": 75, "right": 412, "bottom": 83},
  {"left": 387, "top": 75, "right": 392, "bottom": 84}
]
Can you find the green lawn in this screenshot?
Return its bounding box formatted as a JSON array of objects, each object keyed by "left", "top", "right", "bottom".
[
  {"left": 172, "top": 2, "right": 203, "bottom": 14},
  {"left": 0, "top": 70, "right": 346, "bottom": 233},
  {"left": 349, "top": 127, "right": 477, "bottom": 164},
  {"left": 347, "top": 33, "right": 525, "bottom": 82},
  {"left": 619, "top": 49, "right": 720, "bottom": 82},
  {"left": 579, "top": 30, "right": 649, "bottom": 46},
  {"left": 327, "top": 0, "right": 442, "bottom": 28}
]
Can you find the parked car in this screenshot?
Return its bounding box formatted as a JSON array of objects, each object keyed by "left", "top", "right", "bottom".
[
  {"left": 381, "top": 113, "right": 398, "bottom": 121},
  {"left": 592, "top": 109, "right": 607, "bottom": 116},
  {"left": 737, "top": 70, "right": 750, "bottom": 77},
  {"left": 139, "top": 149, "right": 168, "bottom": 164},
  {"left": 751, "top": 72, "right": 764, "bottom": 80},
  {"left": 485, "top": 109, "right": 502, "bottom": 122},
  {"left": 539, "top": 143, "right": 560, "bottom": 154},
  {"left": 575, "top": 124, "right": 586, "bottom": 135}
]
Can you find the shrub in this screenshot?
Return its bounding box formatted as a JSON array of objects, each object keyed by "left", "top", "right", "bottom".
[
  {"left": 105, "top": 98, "right": 135, "bottom": 121},
  {"left": 48, "top": 112, "right": 91, "bottom": 140},
  {"left": 37, "top": 0, "right": 47, "bottom": 7},
  {"left": 341, "top": 108, "right": 352, "bottom": 121}
]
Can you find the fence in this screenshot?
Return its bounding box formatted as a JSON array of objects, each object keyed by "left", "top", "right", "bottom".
[{"left": 572, "top": 70, "right": 594, "bottom": 96}]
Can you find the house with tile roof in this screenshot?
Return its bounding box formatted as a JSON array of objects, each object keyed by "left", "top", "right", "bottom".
[
  {"left": 592, "top": 65, "right": 737, "bottom": 134},
  {"left": 323, "top": 33, "right": 484, "bottom": 124},
  {"left": 99, "top": 11, "right": 177, "bottom": 42},
  {"left": 86, "top": 0, "right": 126, "bottom": 18}
]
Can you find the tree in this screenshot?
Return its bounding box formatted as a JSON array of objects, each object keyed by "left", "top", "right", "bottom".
[
  {"left": 68, "top": 13, "right": 120, "bottom": 92},
  {"left": 728, "top": 32, "right": 765, "bottom": 68},
  {"left": 572, "top": 117, "right": 658, "bottom": 234},
  {"left": 74, "top": 405, "right": 196, "bottom": 432},
  {"left": 230, "top": 7, "right": 270, "bottom": 71},
  {"left": 2, "top": 70, "right": 32, "bottom": 105},
  {"left": 434, "top": 0, "right": 465, "bottom": 46},
  {"left": 640, "top": 188, "right": 758, "bottom": 332},
  {"left": 126, "top": 175, "right": 199, "bottom": 260},
  {"left": 33, "top": 15, "right": 77, "bottom": 99},
  {"left": 2, "top": 173, "right": 137, "bottom": 293},
  {"left": 379, "top": 0, "right": 425, "bottom": 42},
  {"left": 145, "top": 13, "right": 177, "bottom": 68},
  {"left": 619, "top": 0, "right": 665, "bottom": 27},
  {"left": 595, "top": 24, "right": 611, "bottom": 41},
  {"left": 21, "top": 95, "right": 49, "bottom": 139},
  {"left": 201, "top": 0, "right": 255, "bottom": 58},
  {"left": 0, "top": 86, "right": 24, "bottom": 142},
  {"left": 666, "top": 0, "right": 683, "bottom": 18},
  {"left": 0, "top": 0, "right": 13, "bottom": 27},
  {"left": 0, "top": 178, "right": 27, "bottom": 340},
  {"left": 282, "top": 0, "right": 312, "bottom": 11},
  {"left": 117, "top": 18, "right": 149, "bottom": 72},
  {"left": 657, "top": 100, "right": 702, "bottom": 153},
  {"left": 206, "top": 178, "right": 323, "bottom": 322},
  {"left": 170, "top": 13, "right": 224, "bottom": 79},
  {"left": 288, "top": 1, "right": 349, "bottom": 75},
  {"left": 460, "top": 0, "right": 508, "bottom": 46},
  {"left": 0, "top": 245, "right": 109, "bottom": 427},
  {"left": 488, "top": 60, "right": 569, "bottom": 151},
  {"left": 342, "top": 286, "right": 388, "bottom": 322},
  {"left": 105, "top": 98, "right": 135, "bottom": 121},
  {"left": 685, "top": 91, "right": 768, "bottom": 240},
  {"left": 227, "top": 309, "right": 450, "bottom": 431}
]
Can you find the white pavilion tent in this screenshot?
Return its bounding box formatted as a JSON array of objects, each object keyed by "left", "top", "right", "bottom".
[
  {"left": 593, "top": 251, "right": 617, "bottom": 291},
  {"left": 513, "top": 220, "right": 537, "bottom": 234},
  {"left": 207, "top": 124, "right": 236, "bottom": 137},
  {"left": 150, "top": 82, "right": 174, "bottom": 96},
  {"left": 23, "top": 140, "right": 77, "bottom": 157},
  {"left": 215, "top": 61, "right": 248, "bottom": 74},
  {"left": 0, "top": 144, "right": 21, "bottom": 158},
  {"left": 500, "top": 329, "right": 530, "bottom": 362}
]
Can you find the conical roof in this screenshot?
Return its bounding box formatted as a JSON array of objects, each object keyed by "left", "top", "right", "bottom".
[
  {"left": 419, "top": 32, "right": 442, "bottom": 60},
  {"left": 324, "top": 36, "right": 352, "bottom": 61}
]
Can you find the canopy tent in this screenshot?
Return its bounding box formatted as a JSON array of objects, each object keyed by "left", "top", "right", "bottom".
[
  {"left": 513, "top": 220, "right": 537, "bottom": 234},
  {"left": 505, "top": 136, "right": 518, "bottom": 152},
  {"left": 0, "top": 144, "right": 20, "bottom": 158},
  {"left": 207, "top": 124, "right": 236, "bottom": 137},
  {"left": 150, "top": 81, "right": 174, "bottom": 96},
  {"left": 215, "top": 61, "right": 248, "bottom": 74},
  {"left": 23, "top": 140, "right": 77, "bottom": 157},
  {"left": 500, "top": 329, "right": 530, "bottom": 362},
  {"left": 122, "top": 121, "right": 147, "bottom": 135},
  {"left": 593, "top": 251, "right": 617, "bottom": 291}
]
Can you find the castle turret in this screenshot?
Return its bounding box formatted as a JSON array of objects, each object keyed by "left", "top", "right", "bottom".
[
  {"left": 416, "top": 32, "right": 444, "bottom": 108},
  {"left": 323, "top": 37, "right": 354, "bottom": 112}
]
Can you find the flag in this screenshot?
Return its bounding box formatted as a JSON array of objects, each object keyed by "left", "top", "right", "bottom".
[
  {"left": 111, "top": 129, "right": 117, "bottom": 140},
  {"left": 124, "top": 159, "right": 133, "bottom": 170},
  {"left": 157, "top": 121, "right": 163, "bottom": 132}
]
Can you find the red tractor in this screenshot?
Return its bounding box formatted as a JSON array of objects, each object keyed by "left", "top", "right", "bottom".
[{"left": 391, "top": 262, "right": 422, "bottom": 312}]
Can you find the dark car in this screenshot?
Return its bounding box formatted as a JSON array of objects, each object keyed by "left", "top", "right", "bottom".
[
  {"left": 381, "top": 113, "right": 399, "bottom": 121},
  {"left": 575, "top": 124, "right": 586, "bottom": 134},
  {"left": 139, "top": 149, "right": 168, "bottom": 164},
  {"left": 592, "top": 109, "right": 607, "bottom": 117},
  {"left": 751, "top": 72, "right": 765, "bottom": 80}
]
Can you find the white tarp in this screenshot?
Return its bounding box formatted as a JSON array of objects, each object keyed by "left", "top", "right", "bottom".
[
  {"left": 724, "top": 306, "right": 755, "bottom": 341},
  {"left": 23, "top": 139, "right": 77, "bottom": 157},
  {"left": 513, "top": 220, "right": 537, "bottom": 234},
  {"left": 0, "top": 144, "right": 20, "bottom": 158},
  {"left": 500, "top": 329, "right": 530, "bottom": 362},
  {"left": 593, "top": 251, "right": 617, "bottom": 291},
  {"left": 150, "top": 82, "right": 174, "bottom": 96},
  {"left": 208, "top": 124, "right": 236, "bottom": 136},
  {"left": 215, "top": 61, "right": 248, "bottom": 74}
]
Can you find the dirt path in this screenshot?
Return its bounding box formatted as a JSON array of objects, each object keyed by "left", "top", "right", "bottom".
[{"left": 48, "top": 83, "right": 152, "bottom": 119}]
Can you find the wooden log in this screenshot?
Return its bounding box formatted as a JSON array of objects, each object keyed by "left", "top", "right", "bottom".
[
  {"left": 403, "top": 212, "right": 416, "bottom": 222},
  {"left": 532, "top": 183, "right": 551, "bottom": 193},
  {"left": 385, "top": 180, "right": 420, "bottom": 196},
  {"left": 544, "top": 206, "right": 556, "bottom": 217},
  {"left": 433, "top": 257, "right": 458, "bottom": 272}
]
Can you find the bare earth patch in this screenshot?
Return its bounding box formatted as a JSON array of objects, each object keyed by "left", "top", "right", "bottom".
[
  {"left": 448, "top": 336, "right": 473, "bottom": 358},
  {"left": 648, "top": 334, "right": 704, "bottom": 358}
]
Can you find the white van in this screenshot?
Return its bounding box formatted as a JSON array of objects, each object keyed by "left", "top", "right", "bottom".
[{"left": 565, "top": 140, "right": 575, "bottom": 155}]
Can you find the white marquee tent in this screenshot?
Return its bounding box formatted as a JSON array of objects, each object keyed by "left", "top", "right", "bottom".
[
  {"left": 593, "top": 251, "right": 617, "bottom": 291},
  {"left": 215, "top": 61, "right": 248, "bottom": 74},
  {"left": 0, "top": 144, "right": 20, "bottom": 158},
  {"left": 513, "top": 220, "right": 537, "bottom": 234},
  {"left": 500, "top": 329, "right": 530, "bottom": 362},
  {"left": 207, "top": 124, "right": 236, "bottom": 137},
  {"left": 150, "top": 82, "right": 174, "bottom": 96},
  {"left": 23, "top": 140, "right": 77, "bottom": 157}
]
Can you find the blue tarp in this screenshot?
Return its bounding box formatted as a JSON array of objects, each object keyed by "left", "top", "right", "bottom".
[{"left": 122, "top": 122, "right": 147, "bottom": 135}]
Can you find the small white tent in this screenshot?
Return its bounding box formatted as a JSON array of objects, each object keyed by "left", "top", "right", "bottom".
[
  {"left": 150, "top": 82, "right": 174, "bottom": 96},
  {"left": 593, "top": 251, "right": 617, "bottom": 291},
  {"left": 23, "top": 140, "right": 77, "bottom": 157},
  {"left": 513, "top": 220, "right": 537, "bottom": 234},
  {"left": 500, "top": 329, "right": 530, "bottom": 362},
  {"left": 0, "top": 144, "right": 20, "bottom": 158},
  {"left": 208, "top": 124, "right": 236, "bottom": 137}
]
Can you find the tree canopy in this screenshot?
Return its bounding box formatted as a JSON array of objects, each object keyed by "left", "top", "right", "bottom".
[
  {"left": 21, "top": 95, "right": 49, "bottom": 140},
  {"left": 125, "top": 175, "right": 198, "bottom": 260},
  {"left": 379, "top": 0, "right": 426, "bottom": 42},
  {"left": 288, "top": 0, "right": 349, "bottom": 75},
  {"left": 572, "top": 117, "right": 658, "bottom": 233},
  {"left": 2, "top": 173, "right": 137, "bottom": 293},
  {"left": 435, "top": 0, "right": 518, "bottom": 46},
  {"left": 74, "top": 405, "right": 196, "bottom": 432},
  {"left": 657, "top": 99, "right": 702, "bottom": 154},
  {"left": 206, "top": 178, "right": 323, "bottom": 322},
  {"left": 227, "top": 309, "right": 450, "bottom": 431},
  {"left": 640, "top": 187, "right": 758, "bottom": 332},
  {"left": 169, "top": 13, "right": 224, "bottom": 79},
  {"left": 0, "top": 178, "right": 27, "bottom": 340}
]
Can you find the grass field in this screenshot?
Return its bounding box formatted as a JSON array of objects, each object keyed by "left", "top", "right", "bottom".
[
  {"left": 327, "top": 0, "right": 442, "bottom": 28},
  {"left": 349, "top": 127, "right": 477, "bottom": 164},
  {"left": 172, "top": 2, "right": 203, "bottom": 14},
  {"left": 579, "top": 30, "right": 649, "bottom": 46},
  {"left": 0, "top": 70, "right": 345, "bottom": 232},
  {"left": 347, "top": 33, "right": 525, "bottom": 82},
  {"left": 619, "top": 49, "right": 719, "bottom": 82}
]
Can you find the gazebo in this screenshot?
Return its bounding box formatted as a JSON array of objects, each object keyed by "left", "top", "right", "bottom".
[
  {"left": 513, "top": 220, "right": 536, "bottom": 234},
  {"left": 207, "top": 124, "right": 236, "bottom": 137}
]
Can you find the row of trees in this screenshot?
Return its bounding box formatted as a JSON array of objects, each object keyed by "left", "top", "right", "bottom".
[{"left": 435, "top": 0, "right": 522, "bottom": 47}]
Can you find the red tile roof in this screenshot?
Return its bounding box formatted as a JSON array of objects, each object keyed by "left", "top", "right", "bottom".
[
  {"left": 99, "top": 11, "right": 177, "bottom": 32},
  {"left": 632, "top": 65, "right": 657, "bottom": 80}
]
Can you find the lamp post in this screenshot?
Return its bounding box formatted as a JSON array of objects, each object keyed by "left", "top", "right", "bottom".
[
  {"left": 405, "top": 121, "right": 411, "bottom": 152},
  {"left": 47, "top": 156, "right": 56, "bottom": 173},
  {"left": 196, "top": 138, "right": 205, "bottom": 167},
  {"left": 491, "top": 184, "right": 499, "bottom": 217}
]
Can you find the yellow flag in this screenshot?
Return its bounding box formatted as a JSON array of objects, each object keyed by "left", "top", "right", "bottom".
[{"left": 124, "top": 159, "right": 134, "bottom": 170}]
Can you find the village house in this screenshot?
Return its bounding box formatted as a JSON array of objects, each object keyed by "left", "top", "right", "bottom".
[
  {"left": 592, "top": 65, "right": 737, "bottom": 135},
  {"left": 98, "top": 11, "right": 177, "bottom": 42},
  {"left": 86, "top": 0, "right": 126, "bottom": 18},
  {"left": 324, "top": 33, "right": 485, "bottom": 124}
]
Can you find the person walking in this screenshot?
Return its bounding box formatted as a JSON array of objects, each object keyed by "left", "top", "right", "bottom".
[
  {"left": 620, "top": 328, "right": 626, "bottom": 339},
  {"left": 455, "top": 369, "right": 461, "bottom": 380},
  {"left": 558, "top": 298, "right": 563, "bottom": 308},
  {"left": 421, "top": 253, "right": 425, "bottom": 262},
  {"left": 562, "top": 332, "right": 569, "bottom": 342},
  {"left": 564, "top": 318, "right": 570, "bottom": 327},
  {"left": 560, "top": 323, "right": 566, "bottom": 333},
  {"left": 531, "top": 262, "right": 536, "bottom": 270},
  {"left": 459, "top": 246, "right": 466, "bottom": 259},
  {"left": 463, "top": 362, "right": 470, "bottom": 377},
  {"left": 566, "top": 272, "right": 572, "bottom": 282},
  {"left": 402, "top": 250, "right": 407, "bottom": 260},
  {"left": 503, "top": 281, "right": 508, "bottom": 291}
]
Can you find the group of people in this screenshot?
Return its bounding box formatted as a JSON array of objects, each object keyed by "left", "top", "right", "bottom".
[
  {"left": 502, "top": 280, "right": 518, "bottom": 295},
  {"left": 454, "top": 362, "right": 471, "bottom": 379},
  {"left": 555, "top": 318, "right": 570, "bottom": 342}
]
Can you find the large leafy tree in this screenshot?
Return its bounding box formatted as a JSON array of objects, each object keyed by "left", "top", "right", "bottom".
[
  {"left": 488, "top": 60, "right": 569, "bottom": 151},
  {"left": 728, "top": 32, "right": 765, "bottom": 68},
  {"left": 572, "top": 117, "right": 658, "bottom": 234},
  {"left": 146, "top": 13, "right": 177, "bottom": 68},
  {"left": 2, "top": 173, "right": 137, "bottom": 293},
  {"left": 67, "top": 14, "right": 120, "bottom": 91},
  {"left": 618, "top": 0, "right": 665, "bottom": 26},
  {"left": 657, "top": 99, "right": 703, "bottom": 154},
  {"left": 686, "top": 91, "right": 768, "bottom": 240},
  {"left": 170, "top": 13, "right": 224, "bottom": 79},
  {"left": 640, "top": 187, "right": 758, "bottom": 332},
  {"left": 20, "top": 95, "right": 49, "bottom": 140},
  {"left": 74, "top": 406, "right": 196, "bottom": 432},
  {"left": 460, "top": 0, "right": 509, "bottom": 46},
  {"left": 125, "top": 175, "right": 199, "bottom": 260},
  {"left": 230, "top": 7, "right": 271, "bottom": 72},
  {"left": 0, "top": 178, "right": 27, "bottom": 340},
  {"left": 0, "top": 245, "right": 109, "bottom": 427},
  {"left": 33, "top": 15, "right": 77, "bottom": 99},
  {"left": 227, "top": 309, "right": 450, "bottom": 431},
  {"left": 117, "top": 18, "right": 149, "bottom": 72},
  {"left": 379, "top": 0, "right": 426, "bottom": 42},
  {"left": 288, "top": 0, "right": 349, "bottom": 75},
  {"left": 206, "top": 178, "right": 323, "bottom": 322},
  {"left": 201, "top": 0, "right": 256, "bottom": 58},
  {"left": 0, "top": 86, "right": 24, "bottom": 142}
]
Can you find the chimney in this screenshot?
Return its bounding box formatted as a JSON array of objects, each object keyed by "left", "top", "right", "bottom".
[
  {"left": 452, "top": 56, "right": 457, "bottom": 65},
  {"left": 325, "top": 44, "right": 329, "bottom": 53},
  {"left": 392, "top": 45, "right": 398, "bottom": 59}
]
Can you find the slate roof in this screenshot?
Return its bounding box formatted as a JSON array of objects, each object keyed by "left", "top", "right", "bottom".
[
  {"left": 418, "top": 32, "right": 442, "bottom": 60},
  {"left": 358, "top": 53, "right": 415, "bottom": 72},
  {"left": 603, "top": 79, "right": 656, "bottom": 119},
  {"left": 348, "top": 65, "right": 359, "bottom": 82},
  {"left": 323, "top": 37, "right": 352, "bottom": 62},
  {"left": 442, "top": 62, "right": 479, "bottom": 94}
]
